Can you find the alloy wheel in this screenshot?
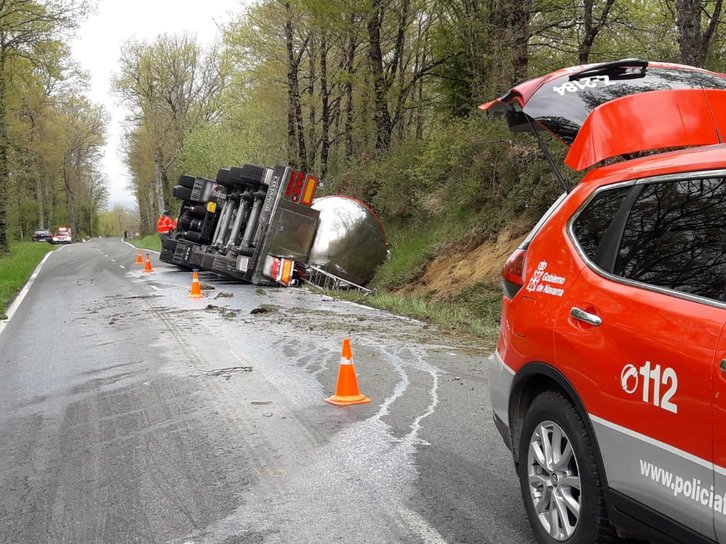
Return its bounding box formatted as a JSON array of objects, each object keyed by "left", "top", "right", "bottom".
[{"left": 526, "top": 420, "right": 582, "bottom": 540}]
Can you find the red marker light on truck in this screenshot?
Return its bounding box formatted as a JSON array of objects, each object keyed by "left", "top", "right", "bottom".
[{"left": 285, "top": 170, "right": 303, "bottom": 199}]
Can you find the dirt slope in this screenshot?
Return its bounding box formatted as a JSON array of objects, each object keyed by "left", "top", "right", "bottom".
[{"left": 404, "top": 225, "right": 528, "bottom": 301}]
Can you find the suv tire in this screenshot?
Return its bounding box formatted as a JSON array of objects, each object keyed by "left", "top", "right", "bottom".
[{"left": 518, "top": 390, "right": 616, "bottom": 544}]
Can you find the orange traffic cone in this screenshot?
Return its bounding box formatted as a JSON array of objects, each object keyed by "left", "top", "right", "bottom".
[
  {"left": 135, "top": 249, "right": 143, "bottom": 265},
  {"left": 143, "top": 253, "right": 154, "bottom": 273},
  {"left": 189, "top": 269, "right": 204, "bottom": 298},
  {"left": 325, "top": 338, "right": 371, "bottom": 406}
]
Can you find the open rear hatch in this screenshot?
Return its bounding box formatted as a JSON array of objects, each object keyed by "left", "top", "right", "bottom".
[{"left": 481, "top": 59, "right": 726, "bottom": 171}]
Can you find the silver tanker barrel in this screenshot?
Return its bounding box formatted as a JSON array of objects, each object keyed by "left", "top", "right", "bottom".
[{"left": 307, "top": 196, "right": 388, "bottom": 286}]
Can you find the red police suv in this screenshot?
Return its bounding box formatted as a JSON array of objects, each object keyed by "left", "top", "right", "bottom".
[{"left": 484, "top": 60, "right": 726, "bottom": 544}]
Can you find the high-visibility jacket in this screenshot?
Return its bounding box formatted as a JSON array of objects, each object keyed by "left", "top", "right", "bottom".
[{"left": 157, "top": 214, "right": 173, "bottom": 234}]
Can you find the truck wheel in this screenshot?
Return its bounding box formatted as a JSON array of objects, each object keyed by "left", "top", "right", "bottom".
[
  {"left": 178, "top": 174, "right": 196, "bottom": 189},
  {"left": 173, "top": 185, "right": 194, "bottom": 201},
  {"left": 518, "top": 391, "right": 616, "bottom": 544}
]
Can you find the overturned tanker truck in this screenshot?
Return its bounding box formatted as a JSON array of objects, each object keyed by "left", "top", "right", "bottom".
[{"left": 160, "top": 163, "right": 387, "bottom": 288}]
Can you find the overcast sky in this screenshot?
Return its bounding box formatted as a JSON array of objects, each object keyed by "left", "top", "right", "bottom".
[{"left": 70, "top": 0, "right": 248, "bottom": 209}]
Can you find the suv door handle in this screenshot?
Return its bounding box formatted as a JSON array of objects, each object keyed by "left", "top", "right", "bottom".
[{"left": 570, "top": 307, "right": 602, "bottom": 327}]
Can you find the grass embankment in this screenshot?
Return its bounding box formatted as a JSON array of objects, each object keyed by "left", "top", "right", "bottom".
[
  {"left": 332, "top": 288, "right": 501, "bottom": 343},
  {"left": 131, "top": 234, "right": 161, "bottom": 252},
  {"left": 327, "top": 218, "right": 504, "bottom": 345},
  {"left": 0, "top": 242, "right": 56, "bottom": 318}
]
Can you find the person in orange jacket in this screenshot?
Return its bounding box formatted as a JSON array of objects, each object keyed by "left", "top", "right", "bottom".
[{"left": 157, "top": 210, "right": 173, "bottom": 240}]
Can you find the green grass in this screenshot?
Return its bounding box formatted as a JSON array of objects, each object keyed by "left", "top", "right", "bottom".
[
  {"left": 131, "top": 234, "right": 162, "bottom": 252},
  {"left": 0, "top": 242, "right": 56, "bottom": 317},
  {"left": 330, "top": 282, "right": 502, "bottom": 346}
]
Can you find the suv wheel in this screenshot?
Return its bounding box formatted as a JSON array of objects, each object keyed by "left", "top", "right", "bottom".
[{"left": 518, "top": 391, "right": 616, "bottom": 543}]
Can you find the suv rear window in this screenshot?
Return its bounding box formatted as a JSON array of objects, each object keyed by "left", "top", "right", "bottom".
[
  {"left": 615, "top": 178, "right": 726, "bottom": 300},
  {"left": 573, "top": 177, "right": 726, "bottom": 302},
  {"left": 572, "top": 186, "right": 631, "bottom": 267}
]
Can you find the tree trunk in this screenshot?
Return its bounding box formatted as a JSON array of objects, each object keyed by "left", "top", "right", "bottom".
[
  {"left": 285, "top": 8, "right": 297, "bottom": 165},
  {"left": 395, "top": 0, "right": 411, "bottom": 142},
  {"left": 368, "top": 0, "right": 392, "bottom": 151},
  {"left": 675, "top": 0, "right": 723, "bottom": 67},
  {"left": 284, "top": 2, "right": 307, "bottom": 170},
  {"left": 153, "top": 148, "right": 165, "bottom": 218},
  {"left": 0, "top": 50, "right": 8, "bottom": 253},
  {"left": 319, "top": 32, "right": 330, "bottom": 179},
  {"left": 579, "top": 0, "right": 616, "bottom": 64},
  {"left": 510, "top": 0, "right": 531, "bottom": 83},
  {"left": 63, "top": 158, "right": 75, "bottom": 233},
  {"left": 344, "top": 19, "right": 356, "bottom": 159},
  {"left": 307, "top": 35, "right": 316, "bottom": 170}
]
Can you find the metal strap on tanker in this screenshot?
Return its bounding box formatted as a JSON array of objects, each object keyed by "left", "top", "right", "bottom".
[{"left": 303, "top": 265, "right": 372, "bottom": 295}]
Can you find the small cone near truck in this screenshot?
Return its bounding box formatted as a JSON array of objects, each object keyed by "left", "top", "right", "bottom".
[
  {"left": 143, "top": 254, "right": 154, "bottom": 273},
  {"left": 325, "top": 338, "right": 370, "bottom": 406},
  {"left": 189, "top": 269, "right": 204, "bottom": 298}
]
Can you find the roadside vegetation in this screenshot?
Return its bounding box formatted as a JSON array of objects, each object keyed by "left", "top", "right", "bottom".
[
  {"left": 331, "top": 284, "right": 502, "bottom": 343},
  {"left": 0, "top": 242, "right": 55, "bottom": 317},
  {"left": 130, "top": 234, "right": 162, "bottom": 252}
]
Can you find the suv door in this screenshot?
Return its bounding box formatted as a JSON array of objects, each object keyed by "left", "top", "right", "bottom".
[
  {"left": 555, "top": 175, "right": 726, "bottom": 539},
  {"left": 713, "top": 325, "right": 726, "bottom": 541}
]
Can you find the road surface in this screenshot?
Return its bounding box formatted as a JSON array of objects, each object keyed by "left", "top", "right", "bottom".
[{"left": 0, "top": 238, "right": 535, "bottom": 544}]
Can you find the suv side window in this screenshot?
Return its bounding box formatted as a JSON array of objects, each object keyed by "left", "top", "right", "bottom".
[
  {"left": 572, "top": 186, "right": 632, "bottom": 268},
  {"left": 614, "top": 178, "right": 726, "bottom": 301}
]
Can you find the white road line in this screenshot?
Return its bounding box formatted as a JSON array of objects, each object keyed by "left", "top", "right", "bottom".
[
  {"left": 230, "top": 350, "right": 250, "bottom": 365},
  {"left": 396, "top": 507, "right": 448, "bottom": 544},
  {"left": 0, "top": 251, "right": 55, "bottom": 336}
]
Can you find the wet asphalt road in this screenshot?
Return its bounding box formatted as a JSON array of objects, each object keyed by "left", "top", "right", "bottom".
[{"left": 0, "top": 238, "right": 536, "bottom": 544}]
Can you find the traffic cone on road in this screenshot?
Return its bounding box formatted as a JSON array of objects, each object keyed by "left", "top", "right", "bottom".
[
  {"left": 135, "top": 249, "right": 143, "bottom": 265},
  {"left": 143, "top": 254, "right": 154, "bottom": 273},
  {"left": 189, "top": 269, "right": 204, "bottom": 298},
  {"left": 325, "top": 338, "right": 371, "bottom": 406}
]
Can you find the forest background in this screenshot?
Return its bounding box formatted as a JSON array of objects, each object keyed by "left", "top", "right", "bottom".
[{"left": 0, "top": 0, "right": 723, "bottom": 334}]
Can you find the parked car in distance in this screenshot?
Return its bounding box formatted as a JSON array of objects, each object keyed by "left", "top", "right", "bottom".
[
  {"left": 32, "top": 229, "right": 52, "bottom": 242},
  {"left": 484, "top": 59, "right": 726, "bottom": 544},
  {"left": 51, "top": 227, "right": 72, "bottom": 244}
]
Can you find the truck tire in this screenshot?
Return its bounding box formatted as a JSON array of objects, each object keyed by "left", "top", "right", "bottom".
[
  {"left": 216, "top": 168, "right": 233, "bottom": 188},
  {"left": 173, "top": 185, "right": 194, "bottom": 201},
  {"left": 518, "top": 390, "right": 616, "bottom": 544},
  {"left": 178, "top": 174, "right": 196, "bottom": 189},
  {"left": 227, "top": 164, "right": 266, "bottom": 187}
]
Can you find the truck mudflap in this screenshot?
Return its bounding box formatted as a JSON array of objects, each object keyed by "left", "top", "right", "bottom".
[
  {"left": 160, "top": 238, "right": 178, "bottom": 264},
  {"left": 159, "top": 238, "right": 203, "bottom": 268},
  {"left": 209, "top": 254, "right": 246, "bottom": 280}
]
